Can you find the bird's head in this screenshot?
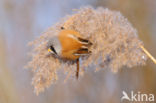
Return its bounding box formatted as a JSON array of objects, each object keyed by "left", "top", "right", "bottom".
[{"left": 47, "top": 36, "right": 61, "bottom": 56}]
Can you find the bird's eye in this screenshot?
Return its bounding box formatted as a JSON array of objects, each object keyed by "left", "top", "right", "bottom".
[
  {"left": 61, "top": 26, "right": 64, "bottom": 29},
  {"left": 49, "top": 46, "right": 57, "bottom": 55}
]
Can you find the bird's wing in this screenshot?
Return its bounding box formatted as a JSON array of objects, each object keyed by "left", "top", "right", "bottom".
[
  {"left": 67, "top": 34, "right": 92, "bottom": 56},
  {"left": 73, "top": 47, "right": 91, "bottom": 56},
  {"left": 68, "top": 34, "right": 92, "bottom": 46},
  {"left": 77, "top": 37, "right": 92, "bottom": 46}
]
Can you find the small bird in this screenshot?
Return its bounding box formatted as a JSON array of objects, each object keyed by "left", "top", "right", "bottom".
[{"left": 47, "top": 28, "right": 92, "bottom": 79}]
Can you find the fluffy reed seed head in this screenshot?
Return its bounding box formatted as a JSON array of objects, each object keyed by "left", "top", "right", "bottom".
[{"left": 26, "top": 7, "right": 147, "bottom": 95}]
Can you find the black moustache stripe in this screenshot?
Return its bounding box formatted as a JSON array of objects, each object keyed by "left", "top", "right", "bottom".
[{"left": 50, "top": 46, "right": 57, "bottom": 55}]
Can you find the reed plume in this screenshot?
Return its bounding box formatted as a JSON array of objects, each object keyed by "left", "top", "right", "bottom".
[{"left": 26, "top": 6, "right": 152, "bottom": 95}]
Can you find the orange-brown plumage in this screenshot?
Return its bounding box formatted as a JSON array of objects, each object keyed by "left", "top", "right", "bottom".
[
  {"left": 58, "top": 30, "right": 91, "bottom": 60},
  {"left": 48, "top": 29, "right": 92, "bottom": 79}
]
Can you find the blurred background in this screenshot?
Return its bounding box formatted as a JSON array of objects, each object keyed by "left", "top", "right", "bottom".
[{"left": 0, "top": 0, "right": 156, "bottom": 103}]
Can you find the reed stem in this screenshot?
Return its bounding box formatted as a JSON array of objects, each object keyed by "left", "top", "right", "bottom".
[{"left": 140, "top": 45, "right": 156, "bottom": 64}]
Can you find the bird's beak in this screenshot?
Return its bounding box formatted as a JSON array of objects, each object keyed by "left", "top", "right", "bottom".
[{"left": 48, "top": 48, "right": 52, "bottom": 52}]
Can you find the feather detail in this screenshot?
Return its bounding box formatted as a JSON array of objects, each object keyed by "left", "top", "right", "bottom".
[
  {"left": 59, "top": 30, "right": 92, "bottom": 60},
  {"left": 77, "top": 37, "right": 92, "bottom": 46},
  {"left": 73, "top": 48, "right": 91, "bottom": 56},
  {"left": 68, "top": 34, "right": 92, "bottom": 46}
]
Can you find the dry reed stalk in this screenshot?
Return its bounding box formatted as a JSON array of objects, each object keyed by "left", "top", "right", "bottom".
[
  {"left": 25, "top": 6, "right": 155, "bottom": 95},
  {"left": 140, "top": 46, "right": 156, "bottom": 64}
]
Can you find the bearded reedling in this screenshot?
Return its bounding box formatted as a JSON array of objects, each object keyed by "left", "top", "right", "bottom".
[{"left": 47, "top": 27, "right": 92, "bottom": 79}]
